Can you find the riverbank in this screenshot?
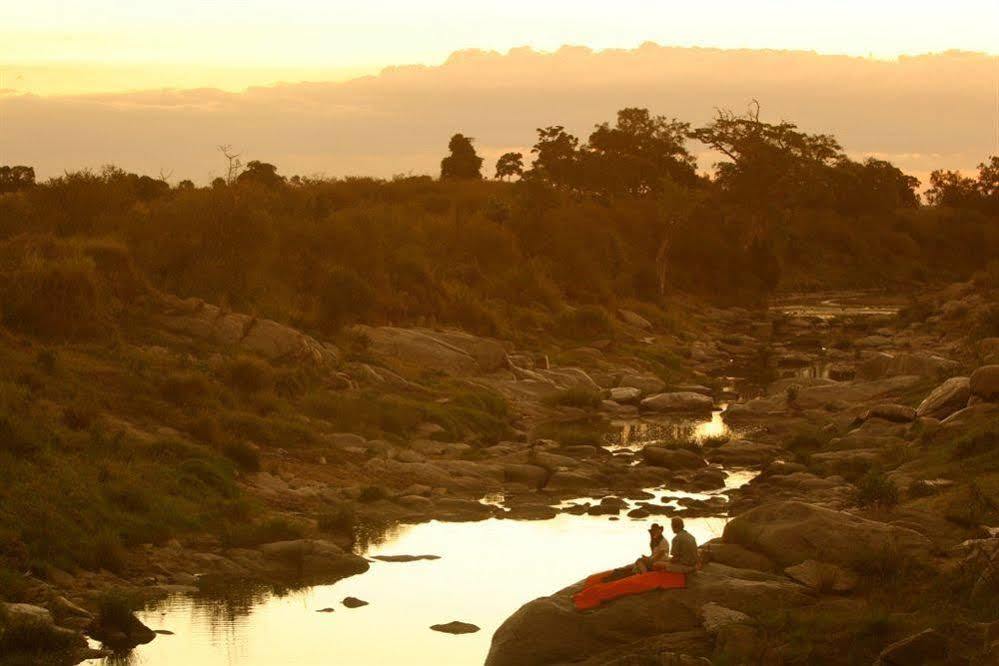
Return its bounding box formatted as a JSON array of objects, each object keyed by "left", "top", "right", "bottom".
[{"left": 2, "top": 278, "right": 997, "bottom": 664}]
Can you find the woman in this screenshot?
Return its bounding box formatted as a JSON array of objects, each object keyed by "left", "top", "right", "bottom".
[{"left": 633, "top": 522, "right": 670, "bottom": 573}]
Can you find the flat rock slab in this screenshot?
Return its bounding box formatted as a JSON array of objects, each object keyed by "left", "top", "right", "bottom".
[
  {"left": 371, "top": 554, "right": 441, "bottom": 562},
  {"left": 343, "top": 597, "right": 369, "bottom": 608},
  {"left": 431, "top": 621, "right": 480, "bottom": 634},
  {"left": 316, "top": 608, "right": 336, "bottom": 613}
]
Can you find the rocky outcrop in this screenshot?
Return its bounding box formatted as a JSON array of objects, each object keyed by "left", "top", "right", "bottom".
[
  {"left": 864, "top": 403, "right": 916, "bottom": 423},
  {"left": 484, "top": 564, "right": 811, "bottom": 666},
  {"left": 641, "top": 446, "right": 707, "bottom": 469},
  {"left": 916, "top": 377, "right": 971, "bottom": 419},
  {"left": 722, "top": 501, "right": 933, "bottom": 569},
  {"left": 875, "top": 629, "right": 948, "bottom": 665},
  {"left": 641, "top": 392, "right": 713, "bottom": 413},
  {"left": 859, "top": 352, "right": 959, "bottom": 380},
  {"left": 619, "top": 374, "right": 667, "bottom": 395},
  {"left": 254, "top": 539, "right": 370, "bottom": 582},
  {"left": 354, "top": 325, "right": 507, "bottom": 376},
  {"left": 158, "top": 296, "right": 337, "bottom": 367}
]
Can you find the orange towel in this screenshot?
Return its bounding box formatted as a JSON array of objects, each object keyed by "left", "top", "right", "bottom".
[{"left": 573, "top": 569, "right": 686, "bottom": 610}]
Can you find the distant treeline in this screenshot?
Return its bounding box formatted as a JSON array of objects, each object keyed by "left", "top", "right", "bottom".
[{"left": 0, "top": 106, "right": 997, "bottom": 341}]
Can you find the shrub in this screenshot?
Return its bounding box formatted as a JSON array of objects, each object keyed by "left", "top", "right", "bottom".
[
  {"left": 317, "top": 265, "right": 375, "bottom": 331},
  {"left": 317, "top": 503, "right": 357, "bottom": 534},
  {"left": 222, "top": 517, "right": 306, "bottom": 548},
  {"left": 854, "top": 469, "right": 900, "bottom": 509},
  {"left": 222, "top": 441, "right": 261, "bottom": 472},
  {"left": 92, "top": 530, "right": 127, "bottom": 573},
  {"left": 543, "top": 387, "right": 603, "bottom": 410},
  {"left": 62, "top": 401, "right": 98, "bottom": 431},
  {"left": 160, "top": 371, "right": 213, "bottom": 407},
  {"left": 95, "top": 588, "right": 140, "bottom": 628},
  {"left": 553, "top": 305, "right": 615, "bottom": 340},
  {"left": 222, "top": 355, "right": 275, "bottom": 394}
]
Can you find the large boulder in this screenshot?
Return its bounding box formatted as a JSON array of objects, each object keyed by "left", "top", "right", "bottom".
[
  {"left": 977, "top": 338, "right": 999, "bottom": 364},
  {"left": 916, "top": 377, "right": 971, "bottom": 419},
  {"left": 641, "top": 392, "right": 713, "bottom": 413},
  {"left": 641, "top": 446, "right": 707, "bottom": 469},
  {"left": 722, "top": 501, "right": 933, "bottom": 569},
  {"left": 609, "top": 386, "right": 643, "bottom": 404},
  {"left": 970, "top": 365, "right": 999, "bottom": 401},
  {"left": 158, "top": 297, "right": 336, "bottom": 367},
  {"left": 353, "top": 326, "right": 481, "bottom": 376},
  {"left": 858, "top": 352, "right": 959, "bottom": 380},
  {"left": 484, "top": 564, "right": 811, "bottom": 666},
  {"left": 705, "top": 440, "right": 780, "bottom": 466},
  {"left": 619, "top": 374, "right": 667, "bottom": 396},
  {"left": 618, "top": 309, "right": 653, "bottom": 330},
  {"left": 257, "top": 539, "right": 370, "bottom": 581},
  {"left": 875, "top": 629, "right": 948, "bottom": 665},
  {"left": 864, "top": 404, "right": 916, "bottom": 423}
]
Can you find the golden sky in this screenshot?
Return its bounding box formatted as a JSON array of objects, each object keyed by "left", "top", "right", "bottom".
[{"left": 2, "top": 0, "right": 997, "bottom": 95}]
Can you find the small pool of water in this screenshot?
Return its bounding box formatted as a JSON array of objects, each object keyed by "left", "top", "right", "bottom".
[
  {"left": 771, "top": 295, "right": 900, "bottom": 320},
  {"left": 93, "top": 508, "right": 737, "bottom": 666}
]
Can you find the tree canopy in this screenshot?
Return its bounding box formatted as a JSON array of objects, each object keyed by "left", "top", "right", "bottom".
[{"left": 440, "top": 134, "right": 484, "bottom": 180}]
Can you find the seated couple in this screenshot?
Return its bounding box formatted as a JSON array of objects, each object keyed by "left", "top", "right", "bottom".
[{"left": 631, "top": 517, "right": 698, "bottom": 575}]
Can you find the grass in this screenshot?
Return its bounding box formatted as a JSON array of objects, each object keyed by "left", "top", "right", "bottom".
[
  {"left": 854, "top": 469, "right": 900, "bottom": 509},
  {"left": 317, "top": 503, "right": 357, "bottom": 535},
  {"left": 542, "top": 387, "right": 603, "bottom": 410}
]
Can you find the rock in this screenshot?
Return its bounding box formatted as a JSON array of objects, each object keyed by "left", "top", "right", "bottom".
[
  {"left": 640, "top": 392, "right": 713, "bottom": 413},
  {"left": 316, "top": 607, "right": 336, "bottom": 613},
  {"left": 859, "top": 352, "right": 959, "bottom": 380},
  {"left": 502, "top": 464, "right": 549, "bottom": 489},
  {"left": 342, "top": 597, "right": 368, "bottom": 608},
  {"left": 353, "top": 325, "right": 491, "bottom": 376},
  {"left": 430, "top": 620, "right": 480, "bottom": 634},
  {"left": 257, "top": 539, "right": 370, "bottom": 580},
  {"left": 704, "top": 440, "right": 780, "bottom": 466},
  {"left": 784, "top": 559, "right": 858, "bottom": 592},
  {"left": 88, "top": 604, "right": 157, "bottom": 649},
  {"left": 1, "top": 603, "right": 87, "bottom": 650},
  {"left": 828, "top": 363, "right": 856, "bottom": 381},
  {"left": 609, "top": 386, "right": 643, "bottom": 404},
  {"left": 970, "top": 365, "right": 999, "bottom": 400},
  {"left": 484, "top": 563, "right": 811, "bottom": 666},
  {"left": 916, "top": 377, "right": 971, "bottom": 419},
  {"left": 865, "top": 403, "right": 916, "bottom": 423},
  {"left": 618, "top": 309, "right": 653, "bottom": 330},
  {"left": 977, "top": 338, "right": 999, "bottom": 362},
  {"left": 699, "top": 602, "right": 751, "bottom": 634},
  {"left": 619, "top": 374, "right": 666, "bottom": 396},
  {"left": 49, "top": 595, "right": 94, "bottom": 629},
  {"left": 723, "top": 501, "right": 933, "bottom": 569},
  {"left": 641, "top": 446, "right": 706, "bottom": 469},
  {"left": 371, "top": 554, "right": 441, "bottom": 562},
  {"left": 577, "top": 633, "right": 713, "bottom": 665},
  {"left": 545, "top": 469, "right": 601, "bottom": 492},
  {"left": 700, "top": 542, "right": 776, "bottom": 572},
  {"left": 158, "top": 297, "right": 336, "bottom": 367},
  {"left": 876, "top": 629, "right": 948, "bottom": 665}
]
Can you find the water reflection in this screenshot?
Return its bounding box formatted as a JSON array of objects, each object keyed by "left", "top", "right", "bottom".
[
  {"left": 604, "top": 407, "right": 739, "bottom": 452},
  {"left": 95, "top": 510, "right": 737, "bottom": 666}
]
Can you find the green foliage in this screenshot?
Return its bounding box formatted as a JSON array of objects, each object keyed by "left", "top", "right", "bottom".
[
  {"left": 222, "top": 517, "right": 306, "bottom": 548},
  {"left": 222, "top": 441, "right": 261, "bottom": 472},
  {"left": 317, "top": 503, "right": 357, "bottom": 534},
  {"left": 554, "top": 305, "right": 615, "bottom": 340},
  {"left": 221, "top": 355, "right": 275, "bottom": 395}
]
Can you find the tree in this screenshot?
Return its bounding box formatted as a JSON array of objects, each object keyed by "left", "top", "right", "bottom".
[
  {"left": 926, "top": 169, "right": 980, "bottom": 208},
  {"left": 692, "top": 102, "right": 843, "bottom": 211},
  {"left": 495, "top": 152, "right": 524, "bottom": 180},
  {"left": 217, "top": 145, "right": 243, "bottom": 185},
  {"left": 176, "top": 179, "right": 195, "bottom": 191},
  {"left": 585, "top": 108, "right": 698, "bottom": 195},
  {"left": 237, "top": 161, "right": 285, "bottom": 188},
  {"left": 525, "top": 126, "right": 581, "bottom": 189},
  {"left": 0, "top": 165, "right": 35, "bottom": 194},
  {"left": 440, "top": 134, "right": 483, "bottom": 180}
]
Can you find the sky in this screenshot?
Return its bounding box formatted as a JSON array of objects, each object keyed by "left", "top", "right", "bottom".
[{"left": 2, "top": 0, "right": 998, "bottom": 95}]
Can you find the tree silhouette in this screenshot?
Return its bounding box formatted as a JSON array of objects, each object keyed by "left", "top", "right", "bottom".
[
  {"left": 526, "top": 126, "right": 580, "bottom": 189},
  {"left": 237, "top": 160, "right": 285, "bottom": 188},
  {"left": 0, "top": 165, "right": 36, "bottom": 194},
  {"left": 440, "top": 134, "right": 483, "bottom": 180},
  {"left": 495, "top": 152, "right": 524, "bottom": 180}
]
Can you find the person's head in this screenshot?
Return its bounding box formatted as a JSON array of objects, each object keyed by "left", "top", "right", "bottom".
[
  {"left": 648, "top": 523, "right": 664, "bottom": 540},
  {"left": 671, "top": 517, "right": 685, "bottom": 534}
]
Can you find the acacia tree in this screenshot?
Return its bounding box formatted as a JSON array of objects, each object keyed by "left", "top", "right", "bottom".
[
  {"left": 440, "top": 134, "right": 483, "bottom": 180},
  {"left": 494, "top": 152, "right": 524, "bottom": 180},
  {"left": 237, "top": 160, "right": 285, "bottom": 188}
]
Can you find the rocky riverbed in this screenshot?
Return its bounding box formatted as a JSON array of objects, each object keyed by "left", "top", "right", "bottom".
[{"left": 4, "top": 283, "right": 998, "bottom": 665}]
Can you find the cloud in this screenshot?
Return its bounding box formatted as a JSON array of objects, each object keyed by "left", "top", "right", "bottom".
[{"left": 0, "top": 45, "right": 994, "bottom": 182}]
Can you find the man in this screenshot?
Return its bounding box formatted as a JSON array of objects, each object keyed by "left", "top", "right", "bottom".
[{"left": 653, "top": 517, "right": 698, "bottom": 574}]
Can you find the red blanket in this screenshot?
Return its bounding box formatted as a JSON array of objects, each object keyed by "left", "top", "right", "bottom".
[{"left": 572, "top": 569, "right": 686, "bottom": 610}]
